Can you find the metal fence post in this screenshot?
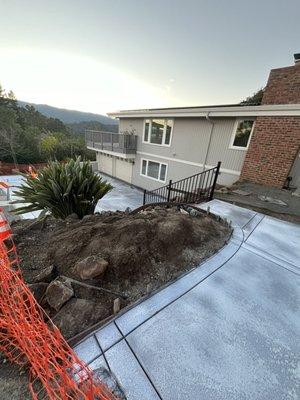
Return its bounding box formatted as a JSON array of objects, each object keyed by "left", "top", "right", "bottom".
[
  {"left": 167, "top": 179, "right": 173, "bottom": 202},
  {"left": 143, "top": 189, "right": 147, "bottom": 205},
  {"left": 209, "top": 161, "right": 221, "bottom": 201}
]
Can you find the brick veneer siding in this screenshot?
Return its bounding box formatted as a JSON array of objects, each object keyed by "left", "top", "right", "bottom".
[
  {"left": 240, "top": 60, "right": 300, "bottom": 187},
  {"left": 240, "top": 117, "right": 300, "bottom": 187}
]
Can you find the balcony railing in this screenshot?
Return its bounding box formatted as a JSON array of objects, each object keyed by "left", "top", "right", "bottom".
[{"left": 85, "top": 130, "right": 137, "bottom": 154}]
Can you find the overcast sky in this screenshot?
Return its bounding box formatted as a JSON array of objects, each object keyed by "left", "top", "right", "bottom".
[{"left": 0, "top": 0, "right": 299, "bottom": 114}]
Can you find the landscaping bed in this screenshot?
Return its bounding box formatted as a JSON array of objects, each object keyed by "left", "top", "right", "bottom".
[{"left": 12, "top": 205, "right": 232, "bottom": 340}]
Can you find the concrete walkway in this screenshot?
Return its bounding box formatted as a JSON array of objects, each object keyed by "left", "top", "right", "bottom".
[{"left": 75, "top": 200, "right": 300, "bottom": 400}]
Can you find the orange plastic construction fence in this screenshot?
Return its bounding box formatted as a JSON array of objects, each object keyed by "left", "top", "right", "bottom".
[{"left": 0, "top": 208, "right": 119, "bottom": 400}]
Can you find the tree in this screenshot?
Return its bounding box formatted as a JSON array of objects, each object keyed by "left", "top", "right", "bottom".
[
  {"left": 0, "top": 83, "right": 95, "bottom": 164},
  {"left": 240, "top": 88, "right": 265, "bottom": 105},
  {"left": 41, "top": 135, "right": 59, "bottom": 158}
]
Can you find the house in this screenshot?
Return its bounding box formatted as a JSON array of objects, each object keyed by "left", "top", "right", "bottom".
[{"left": 86, "top": 54, "right": 300, "bottom": 191}]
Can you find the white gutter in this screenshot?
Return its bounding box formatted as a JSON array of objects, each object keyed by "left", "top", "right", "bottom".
[
  {"left": 108, "top": 104, "right": 300, "bottom": 118},
  {"left": 203, "top": 112, "right": 214, "bottom": 172}
]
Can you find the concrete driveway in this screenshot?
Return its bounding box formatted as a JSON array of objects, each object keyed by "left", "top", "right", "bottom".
[
  {"left": 95, "top": 174, "right": 144, "bottom": 212},
  {"left": 75, "top": 200, "right": 300, "bottom": 400}
]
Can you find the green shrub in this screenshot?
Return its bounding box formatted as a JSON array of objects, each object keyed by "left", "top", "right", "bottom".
[{"left": 12, "top": 157, "right": 112, "bottom": 219}]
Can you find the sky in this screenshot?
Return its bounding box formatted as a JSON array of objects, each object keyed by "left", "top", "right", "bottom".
[{"left": 0, "top": 0, "right": 299, "bottom": 114}]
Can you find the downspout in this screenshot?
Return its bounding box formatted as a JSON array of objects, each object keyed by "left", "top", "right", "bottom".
[{"left": 203, "top": 112, "right": 214, "bottom": 171}]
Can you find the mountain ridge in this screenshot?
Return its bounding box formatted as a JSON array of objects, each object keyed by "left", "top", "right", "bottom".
[{"left": 18, "top": 101, "right": 118, "bottom": 125}]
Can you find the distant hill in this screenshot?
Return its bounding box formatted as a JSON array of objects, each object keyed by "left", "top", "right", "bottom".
[
  {"left": 18, "top": 101, "right": 118, "bottom": 125},
  {"left": 68, "top": 120, "right": 119, "bottom": 135}
]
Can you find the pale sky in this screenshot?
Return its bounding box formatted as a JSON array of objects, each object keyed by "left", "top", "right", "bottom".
[{"left": 0, "top": 0, "right": 299, "bottom": 114}]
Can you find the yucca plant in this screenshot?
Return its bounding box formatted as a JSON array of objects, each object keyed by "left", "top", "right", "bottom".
[{"left": 12, "top": 157, "right": 113, "bottom": 219}]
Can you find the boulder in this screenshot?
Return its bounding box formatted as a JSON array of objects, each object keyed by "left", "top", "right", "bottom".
[
  {"left": 46, "top": 279, "right": 74, "bottom": 311},
  {"left": 31, "top": 265, "right": 55, "bottom": 283},
  {"left": 28, "top": 282, "right": 48, "bottom": 304},
  {"left": 52, "top": 298, "right": 109, "bottom": 339},
  {"left": 75, "top": 256, "right": 108, "bottom": 280}
]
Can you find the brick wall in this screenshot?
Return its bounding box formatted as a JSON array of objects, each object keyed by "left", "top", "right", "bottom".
[
  {"left": 240, "top": 59, "right": 300, "bottom": 187},
  {"left": 240, "top": 117, "right": 300, "bottom": 187}
]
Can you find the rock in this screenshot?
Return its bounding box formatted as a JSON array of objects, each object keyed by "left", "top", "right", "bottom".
[
  {"left": 113, "top": 298, "right": 121, "bottom": 314},
  {"left": 180, "top": 208, "right": 189, "bottom": 215},
  {"left": 92, "top": 367, "right": 127, "bottom": 399},
  {"left": 46, "top": 279, "right": 74, "bottom": 311},
  {"left": 124, "top": 207, "right": 132, "bottom": 214},
  {"left": 31, "top": 265, "right": 55, "bottom": 283},
  {"left": 75, "top": 256, "right": 108, "bottom": 280},
  {"left": 258, "top": 195, "right": 287, "bottom": 206},
  {"left": 52, "top": 298, "right": 109, "bottom": 339},
  {"left": 232, "top": 189, "right": 251, "bottom": 196},
  {"left": 186, "top": 207, "right": 200, "bottom": 217},
  {"left": 215, "top": 186, "right": 230, "bottom": 194},
  {"left": 292, "top": 188, "right": 300, "bottom": 197},
  {"left": 28, "top": 282, "right": 48, "bottom": 304},
  {"left": 81, "top": 214, "right": 95, "bottom": 222},
  {"left": 65, "top": 213, "right": 79, "bottom": 220}
]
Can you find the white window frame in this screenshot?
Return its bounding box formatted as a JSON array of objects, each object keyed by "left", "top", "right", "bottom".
[
  {"left": 229, "top": 119, "right": 255, "bottom": 151},
  {"left": 143, "top": 119, "right": 173, "bottom": 147},
  {"left": 140, "top": 158, "right": 168, "bottom": 183}
]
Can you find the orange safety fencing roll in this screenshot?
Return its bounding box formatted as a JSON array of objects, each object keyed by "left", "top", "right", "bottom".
[{"left": 0, "top": 208, "right": 119, "bottom": 400}]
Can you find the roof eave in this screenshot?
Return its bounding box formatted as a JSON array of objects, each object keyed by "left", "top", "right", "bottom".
[{"left": 108, "top": 104, "right": 300, "bottom": 118}]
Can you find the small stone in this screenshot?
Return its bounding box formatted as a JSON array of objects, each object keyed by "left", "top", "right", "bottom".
[
  {"left": 215, "top": 186, "right": 230, "bottom": 194},
  {"left": 180, "top": 208, "right": 189, "bottom": 215},
  {"left": 65, "top": 213, "right": 79, "bottom": 221},
  {"left": 113, "top": 298, "right": 121, "bottom": 314},
  {"left": 232, "top": 189, "right": 251, "bottom": 196},
  {"left": 146, "top": 283, "right": 152, "bottom": 293},
  {"left": 81, "top": 214, "right": 95, "bottom": 222},
  {"left": 188, "top": 208, "right": 200, "bottom": 217},
  {"left": 292, "top": 188, "right": 300, "bottom": 197},
  {"left": 75, "top": 256, "right": 108, "bottom": 280},
  {"left": 31, "top": 265, "right": 55, "bottom": 283},
  {"left": 46, "top": 279, "right": 74, "bottom": 311},
  {"left": 258, "top": 195, "right": 287, "bottom": 206}
]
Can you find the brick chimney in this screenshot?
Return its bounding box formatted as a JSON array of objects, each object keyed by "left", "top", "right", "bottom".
[
  {"left": 240, "top": 55, "right": 300, "bottom": 188},
  {"left": 261, "top": 53, "right": 300, "bottom": 105}
]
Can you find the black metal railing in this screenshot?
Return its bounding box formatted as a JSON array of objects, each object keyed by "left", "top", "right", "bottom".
[
  {"left": 143, "top": 162, "right": 221, "bottom": 205},
  {"left": 85, "top": 130, "right": 137, "bottom": 154}
]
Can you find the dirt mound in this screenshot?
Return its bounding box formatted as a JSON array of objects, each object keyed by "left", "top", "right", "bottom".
[{"left": 12, "top": 205, "right": 231, "bottom": 339}]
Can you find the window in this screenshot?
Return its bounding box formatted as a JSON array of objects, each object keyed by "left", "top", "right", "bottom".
[
  {"left": 140, "top": 159, "right": 167, "bottom": 182},
  {"left": 230, "top": 120, "right": 255, "bottom": 150},
  {"left": 143, "top": 119, "right": 173, "bottom": 146}
]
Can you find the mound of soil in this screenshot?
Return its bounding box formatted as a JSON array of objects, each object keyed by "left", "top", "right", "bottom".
[{"left": 12, "top": 205, "right": 231, "bottom": 339}]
